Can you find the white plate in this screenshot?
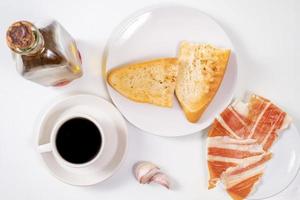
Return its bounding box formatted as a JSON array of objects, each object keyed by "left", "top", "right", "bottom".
[
  {"left": 103, "top": 5, "right": 237, "bottom": 137},
  {"left": 36, "top": 94, "right": 128, "bottom": 185},
  {"left": 248, "top": 124, "right": 300, "bottom": 199}
]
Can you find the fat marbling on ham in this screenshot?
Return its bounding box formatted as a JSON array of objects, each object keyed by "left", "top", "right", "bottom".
[{"left": 207, "top": 93, "right": 291, "bottom": 200}]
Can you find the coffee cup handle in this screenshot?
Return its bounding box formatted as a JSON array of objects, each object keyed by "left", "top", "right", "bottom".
[{"left": 38, "top": 143, "right": 52, "bottom": 153}]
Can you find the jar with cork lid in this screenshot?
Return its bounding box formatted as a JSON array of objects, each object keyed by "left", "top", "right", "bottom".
[{"left": 6, "top": 20, "right": 83, "bottom": 87}]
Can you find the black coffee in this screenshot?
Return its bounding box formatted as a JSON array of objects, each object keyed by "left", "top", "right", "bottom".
[{"left": 55, "top": 117, "right": 102, "bottom": 164}]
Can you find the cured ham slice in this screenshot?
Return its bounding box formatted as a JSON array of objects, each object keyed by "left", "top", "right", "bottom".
[
  {"left": 232, "top": 94, "right": 292, "bottom": 151},
  {"left": 207, "top": 136, "right": 264, "bottom": 189},
  {"left": 207, "top": 93, "right": 291, "bottom": 200},
  {"left": 218, "top": 107, "right": 250, "bottom": 139},
  {"left": 221, "top": 153, "right": 272, "bottom": 200}
]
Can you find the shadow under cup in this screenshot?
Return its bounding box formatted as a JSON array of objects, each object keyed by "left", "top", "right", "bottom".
[{"left": 55, "top": 117, "right": 103, "bottom": 165}]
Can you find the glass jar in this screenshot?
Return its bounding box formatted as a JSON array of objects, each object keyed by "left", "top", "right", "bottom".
[{"left": 6, "top": 20, "right": 83, "bottom": 87}]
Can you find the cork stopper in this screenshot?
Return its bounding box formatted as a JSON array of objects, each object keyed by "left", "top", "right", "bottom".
[{"left": 6, "top": 21, "right": 37, "bottom": 53}]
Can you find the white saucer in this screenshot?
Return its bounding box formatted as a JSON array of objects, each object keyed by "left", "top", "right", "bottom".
[
  {"left": 103, "top": 5, "right": 237, "bottom": 137},
  {"left": 36, "top": 94, "right": 128, "bottom": 186}
]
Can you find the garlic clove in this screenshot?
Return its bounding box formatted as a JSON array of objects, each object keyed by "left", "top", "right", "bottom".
[
  {"left": 140, "top": 166, "right": 160, "bottom": 184},
  {"left": 133, "top": 161, "right": 170, "bottom": 189},
  {"left": 133, "top": 161, "right": 159, "bottom": 183},
  {"left": 150, "top": 172, "right": 170, "bottom": 189}
]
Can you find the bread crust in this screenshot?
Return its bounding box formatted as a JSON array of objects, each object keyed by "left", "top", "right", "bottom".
[{"left": 175, "top": 42, "right": 231, "bottom": 123}]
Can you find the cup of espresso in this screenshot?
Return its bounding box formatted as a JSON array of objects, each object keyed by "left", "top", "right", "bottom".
[{"left": 38, "top": 112, "right": 104, "bottom": 169}]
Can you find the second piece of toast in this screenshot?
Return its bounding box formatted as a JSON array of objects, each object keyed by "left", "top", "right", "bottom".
[{"left": 175, "top": 42, "right": 230, "bottom": 123}]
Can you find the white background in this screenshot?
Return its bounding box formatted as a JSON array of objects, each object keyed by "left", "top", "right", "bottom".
[{"left": 0, "top": 0, "right": 299, "bottom": 199}]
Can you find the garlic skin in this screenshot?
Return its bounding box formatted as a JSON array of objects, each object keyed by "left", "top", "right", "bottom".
[
  {"left": 150, "top": 172, "right": 170, "bottom": 189},
  {"left": 133, "top": 161, "right": 170, "bottom": 189}
]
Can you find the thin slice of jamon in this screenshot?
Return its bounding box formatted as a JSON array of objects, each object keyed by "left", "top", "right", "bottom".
[
  {"left": 209, "top": 107, "right": 250, "bottom": 139},
  {"left": 207, "top": 136, "right": 264, "bottom": 189},
  {"left": 232, "top": 94, "right": 292, "bottom": 151},
  {"left": 221, "top": 153, "right": 272, "bottom": 200}
]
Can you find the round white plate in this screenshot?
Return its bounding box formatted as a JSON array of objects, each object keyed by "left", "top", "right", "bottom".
[
  {"left": 248, "top": 124, "right": 300, "bottom": 199},
  {"left": 36, "top": 94, "right": 128, "bottom": 185},
  {"left": 103, "top": 5, "right": 237, "bottom": 137}
]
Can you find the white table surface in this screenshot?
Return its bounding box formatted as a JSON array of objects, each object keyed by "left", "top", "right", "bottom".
[{"left": 0, "top": 0, "right": 299, "bottom": 199}]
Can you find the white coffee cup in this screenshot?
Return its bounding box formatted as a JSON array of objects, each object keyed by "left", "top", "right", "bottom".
[{"left": 38, "top": 112, "right": 105, "bottom": 170}]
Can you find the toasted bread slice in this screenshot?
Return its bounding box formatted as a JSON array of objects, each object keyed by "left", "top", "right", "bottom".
[
  {"left": 107, "top": 58, "right": 178, "bottom": 107},
  {"left": 175, "top": 42, "right": 230, "bottom": 123}
]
